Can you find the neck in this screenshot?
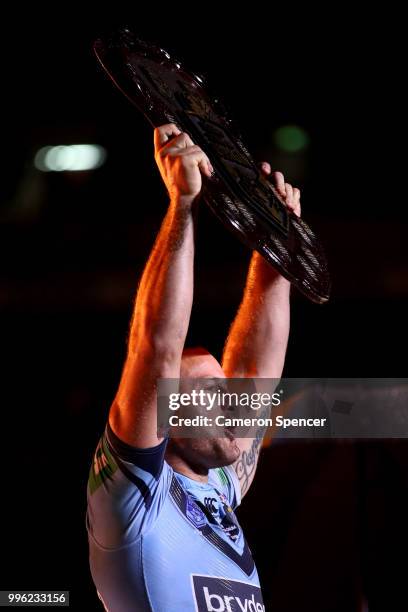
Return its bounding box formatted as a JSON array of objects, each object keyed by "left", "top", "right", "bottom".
[{"left": 165, "top": 448, "right": 209, "bottom": 483}]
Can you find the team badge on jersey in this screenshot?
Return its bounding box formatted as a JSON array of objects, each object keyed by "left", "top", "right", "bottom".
[{"left": 186, "top": 496, "right": 207, "bottom": 528}]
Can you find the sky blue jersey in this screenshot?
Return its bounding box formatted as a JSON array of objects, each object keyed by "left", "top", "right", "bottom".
[{"left": 86, "top": 423, "right": 264, "bottom": 611}]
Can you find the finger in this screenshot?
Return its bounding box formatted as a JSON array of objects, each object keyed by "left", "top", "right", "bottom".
[
  {"left": 157, "top": 132, "right": 195, "bottom": 157},
  {"left": 176, "top": 148, "right": 213, "bottom": 178},
  {"left": 168, "top": 145, "right": 213, "bottom": 171},
  {"left": 191, "top": 151, "right": 213, "bottom": 178},
  {"left": 197, "top": 152, "right": 214, "bottom": 178},
  {"left": 273, "top": 171, "right": 286, "bottom": 196},
  {"left": 154, "top": 124, "right": 182, "bottom": 152},
  {"left": 285, "top": 183, "right": 295, "bottom": 209},
  {"left": 293, "top": 187, "right": 301, "bottom": 217},
  {"left": 260, "top": 161, "right": 271, "bottom": 174},
  {"left": 198, "top": 156, "right": 213, "bottom": 178},
  {"left": 192, "top": 153, "right": 214, "bottom": 177},
  {"left": 167, "top": 144, "right": 202, "bottom": 156}
]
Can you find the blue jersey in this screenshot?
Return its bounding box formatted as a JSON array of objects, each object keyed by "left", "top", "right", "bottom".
[{"left": 86, "top": 423, "right": 264, "bottom": 611}]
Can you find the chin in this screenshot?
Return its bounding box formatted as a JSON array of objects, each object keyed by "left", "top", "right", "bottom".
[
  {"left": 211, "top": 437, "right": 240, "bottom": 467},
  {"left": 170, "top": 436, "right": 240, "bottom": 471}
]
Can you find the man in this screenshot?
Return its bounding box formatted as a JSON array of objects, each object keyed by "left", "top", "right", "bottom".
[{"left": 87, "top": 124, "right": 301, "bottom": 611}]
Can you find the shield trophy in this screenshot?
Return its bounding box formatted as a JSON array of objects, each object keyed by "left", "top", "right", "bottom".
[{"left": 93, "top": 28, "right": 330, "bottom": 304}]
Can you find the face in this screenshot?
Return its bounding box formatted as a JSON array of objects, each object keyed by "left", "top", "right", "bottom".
[
  {"left": 168, "top": 434, "right": 240, "bottom": 472},
  {"left": 168, "top": 349, "right": 241, "bottom": 471}
]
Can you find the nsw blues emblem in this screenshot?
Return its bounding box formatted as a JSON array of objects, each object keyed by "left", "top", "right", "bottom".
[{"left": 186, "top": 496, "right": 206, "bottom": 528}]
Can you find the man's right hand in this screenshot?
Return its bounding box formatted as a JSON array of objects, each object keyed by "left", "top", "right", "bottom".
[{"left": 154, "top": 124, "right": 213, "bottom": 202}]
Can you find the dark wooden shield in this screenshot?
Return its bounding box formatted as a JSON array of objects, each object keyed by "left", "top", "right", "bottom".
[{"left": 94, "top": 28, "right": 330, "bottom": 303}]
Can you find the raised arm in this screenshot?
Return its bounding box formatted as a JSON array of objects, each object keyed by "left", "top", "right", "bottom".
[
  {"left": 109, "top": 124, "right": 212, "bottom": 448},
  {"left": 222, "top": 164, "right": 301, "bottom": 496}
]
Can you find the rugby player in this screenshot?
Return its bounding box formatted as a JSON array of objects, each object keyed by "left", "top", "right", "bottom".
[{"left": 86, "top": 124, "right": 301, "bottom": 611}]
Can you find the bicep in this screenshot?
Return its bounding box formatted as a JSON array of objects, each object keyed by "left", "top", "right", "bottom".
[
  {"left": 232, "top": 435, "right": 264, "bottom": 499},
  {"left": 227, "top": 382, "right": 274, "bottom": 499},
  {"left": 110, "top": 341, "right": 180, "bottom": 448}
]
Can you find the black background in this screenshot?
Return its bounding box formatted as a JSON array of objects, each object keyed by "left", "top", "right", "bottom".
[{"left": 1, "top": 7, "right": 407, "bottom": 611}]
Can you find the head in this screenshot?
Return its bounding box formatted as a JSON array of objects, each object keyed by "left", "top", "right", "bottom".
[
  {"left": 165, "top": 347, "right": 240, "bottom": 474},
  {"left": 180, "top": 346, "right": 225, "bottom": 379}
]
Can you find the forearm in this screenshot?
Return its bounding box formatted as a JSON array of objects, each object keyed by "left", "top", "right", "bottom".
[
  {"left": 228, "top": 166, "right": 300, "bottom": 497},
  {"left": 128, "top": 195, "right": 196, "bottom": 359},
  {"left": 222, "top": 251, "right": 290, "bottom": 378}
]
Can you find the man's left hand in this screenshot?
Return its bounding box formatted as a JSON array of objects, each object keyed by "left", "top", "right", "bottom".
[{"left": 260, "top": 162, "right": 301, "bottom": 218}]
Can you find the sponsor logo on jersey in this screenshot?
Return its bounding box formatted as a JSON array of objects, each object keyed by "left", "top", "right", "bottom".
[
  {"left": 191, "top": 574, "right": 264, "bottom": 612},
  {"left": 204, "top": 497, "right": 219, "bottom": 515}
]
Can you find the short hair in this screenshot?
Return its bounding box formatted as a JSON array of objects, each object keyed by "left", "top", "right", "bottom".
[{"left": 181, "top": 346, "right": 211, "bottom": 359}]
